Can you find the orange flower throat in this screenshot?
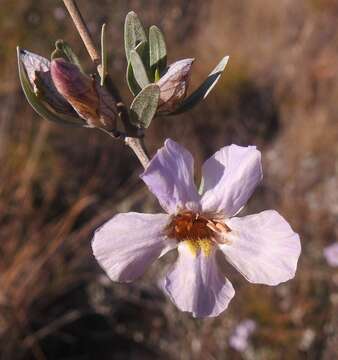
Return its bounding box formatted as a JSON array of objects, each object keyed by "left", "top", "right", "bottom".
[{"left": 167, "top": 211, "right": 231, "bottom": 256}]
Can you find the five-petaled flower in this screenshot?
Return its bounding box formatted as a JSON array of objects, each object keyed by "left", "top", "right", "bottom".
[{"left": 92, "top": 139, "right": 301, "bottom": 318}]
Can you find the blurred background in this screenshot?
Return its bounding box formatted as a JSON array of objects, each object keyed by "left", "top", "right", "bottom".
[{"left": 1, "top": 0, "right": 338, "bottom": 359}]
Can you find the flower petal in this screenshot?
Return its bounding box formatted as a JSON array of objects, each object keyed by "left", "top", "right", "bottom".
[
  {"left": 19, "top": 49, "right": 76, "bottom": 115},
  {"left": 200, "top": 145, "right": 262, "bottom": 216},
  {"left": 157, "top": 58, "right": 194, "bottom": 114},
  {"left": 140, "top": 139, "right": 200, "bottom": 214},
  {"left": 162, "top": 242, "right": 235, "bottom": 318},
  {"left": 19, "top": 49, "right": 50, "bottom": 87},
  {"left": 220, "top": 210, "right": 301, "bottom": 285},
  {"left": 92, "top": 212, "right": 175, "bottom": 282}
]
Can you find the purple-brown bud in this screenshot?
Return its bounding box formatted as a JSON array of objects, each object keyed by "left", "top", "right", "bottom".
[
  {"left": 51, "top": 58, "right": 118, "bottom": 130},
  {"left": 157, "top": 58, "right": 194, "bottom": 114}
]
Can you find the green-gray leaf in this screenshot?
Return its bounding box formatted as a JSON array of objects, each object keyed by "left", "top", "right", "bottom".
[
  {"left": 124, "top": 11, "right": 147, "bottom": 62},
  {"left": 149, "top": 25, "right": 167, "bottom": 77},
  {"left": 100, "top": 23, "right": 108, "bottom": 86},
  {"left": 126, "top": 61, "right": 141, "bottom": 96},
  {"left": 17, "top": 47, "right": 84, "bottom": 127},
  {"left": 130, "top": 49, "right": 150, "bottom": 89},
  {"left": 130, "top": 84, "right": 160, "bottom": 128},
  {"left": 172, "top": 56, "right": 229, "bottom": 115},
  {"left": 126, "top": 41, "right": 147, "bottom": 96},
  {"left": 51, "top": 40, "right": 84, "bottom": 73}
]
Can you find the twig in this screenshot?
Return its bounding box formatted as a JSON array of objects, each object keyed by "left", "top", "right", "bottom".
[
  {"left": 63, "top": 0, "right": 100, "bottom": 65},
  {"left": 62, "top": 0, "right": 150, "bottom": 168},
  {"left": 124, "top": 137, "right": 150, "bottom": 169}
]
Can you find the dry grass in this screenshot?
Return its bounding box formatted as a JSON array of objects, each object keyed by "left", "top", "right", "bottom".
[{"left": 0, "top": 0, "right": 338, "bottom": 359}]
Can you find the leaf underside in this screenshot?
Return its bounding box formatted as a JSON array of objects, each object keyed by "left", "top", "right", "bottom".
[
  {"left": 124, "top": 11, "right": 147, "bottom": 62},
  {"left": 149, "top": 25, "right": 167, "bottom": 79},
  {"left": 130, "top": 84, "right": 160, "bottom": 128},
  {"left": 126, "top": 41, "right": 147, "bottom": 96},
  {"left": 129, "top": 49, "right": 150, "bottom": 90}
]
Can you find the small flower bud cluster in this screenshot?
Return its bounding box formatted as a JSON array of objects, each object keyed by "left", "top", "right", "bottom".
[{"left": 18, "top": 48, "right": 118, "bottom": 131}]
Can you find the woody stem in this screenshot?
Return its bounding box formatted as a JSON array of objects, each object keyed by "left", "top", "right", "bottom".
[
  {"left": 63, "top": 0, "right": 100, "bottom": 65},
  {"left": 62, "top": 0, "right": 150, "bottom": 168}
]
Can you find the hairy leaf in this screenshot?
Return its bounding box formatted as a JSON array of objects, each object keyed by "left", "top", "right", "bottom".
[
  {"left": 126, "top": 41, "right": 147, "bottom": 96},
  {"left": 130, "top": 84, "right": 160, "bottom": 128},
  {"left": 149, "top": 25, "right": 167, "bottom": 77},
  {"left": 124, "top": 11, "right": 147, "bottom": 62},
  {"left": 130, "top": 49, "right": 150, "bottom": 89}
]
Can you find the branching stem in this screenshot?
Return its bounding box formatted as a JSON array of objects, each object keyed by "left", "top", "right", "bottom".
[{"left": 62, "top": 0, "right": 150, "bottom": 168}]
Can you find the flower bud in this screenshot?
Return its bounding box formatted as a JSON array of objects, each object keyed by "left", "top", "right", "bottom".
[
  {"left": 156, "top": 58, "right": 194, "bottom": 114},
  {"left": 19, "top": 49, "right": 77, "bottom": 117},
  {"left": 51, "top": 58, "right": 118, "bottom": 130}
]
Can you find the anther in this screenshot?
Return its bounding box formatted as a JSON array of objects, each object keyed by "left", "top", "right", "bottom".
[
  {"left": 206, "top": 221, "right": 219, "bottom": 233},
  {"left": 215, "top": 222, "right": 231, "bottom": 233}
]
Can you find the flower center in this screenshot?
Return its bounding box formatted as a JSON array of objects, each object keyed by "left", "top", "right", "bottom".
[{"left": 166, "top": 211, "right": 231, "bottom": 256}]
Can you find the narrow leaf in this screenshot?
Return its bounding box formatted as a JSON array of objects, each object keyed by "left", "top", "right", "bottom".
[
  {"left": 126, "top": 41, "right": 147, "bottom": 96},
  {"left": 100, "top": 23, "right": 108, "bottom": 86},
  {"left": 172, "top": 56, "right": 229, "bottom": 115},
  {"left": 149, "top": 25, "right": 167, "bottom": 75},
  {"left": 126, "top": 62, "right": 141, "bottom": 96},
  {"left": 130, "top": 49, "right": 150, "bottom": 89},
  {"left": 17, "top": 47, "right": 84, "bottom": 127},
  {"left": 124, "top": 11, "right": 147, "bottom": 62},
  {"left": 51, "top": 40, "right": 84, "bottom": 73},
  {"left": 130, "top": 84, "right": 160, "bottom": 128}
]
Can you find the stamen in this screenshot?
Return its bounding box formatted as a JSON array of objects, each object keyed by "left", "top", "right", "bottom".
[
  {"left": 215, "top": 222, "right": 231, "bottom": 233},
  {"left": 166, "top": 211, "right": 232, "bottom": 255},
  {"left": 206, "top": 221, "right": 219, "bottom": 233}
]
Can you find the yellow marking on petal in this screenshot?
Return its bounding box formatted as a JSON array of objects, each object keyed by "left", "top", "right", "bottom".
[
  {"left": 197, "top": 238, "right": 213, "bottom": 256},
  {"left": 184, "top": 238, "right": 213, "bottom": 257},
  {"left": 185, "top": 240, "right": 198, "bottom": 256}
]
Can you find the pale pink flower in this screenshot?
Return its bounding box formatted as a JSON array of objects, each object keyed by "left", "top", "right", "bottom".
[
  {"left": 92, "top": 139, "right": 301, "bottom": 318},
  {"left": 323, "top": 242, "right": 338, "bottom": 267},
  {"left": 229, "top": 319, "right": 256, "bottom": 352}
]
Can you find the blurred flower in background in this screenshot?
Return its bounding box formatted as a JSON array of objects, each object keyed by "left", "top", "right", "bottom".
[
  {"left": 323, "top": 242, "right": 338, "bottom": 267},
  {"left": 229, "top": 319, "right": 256, "bottom": 352}
]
